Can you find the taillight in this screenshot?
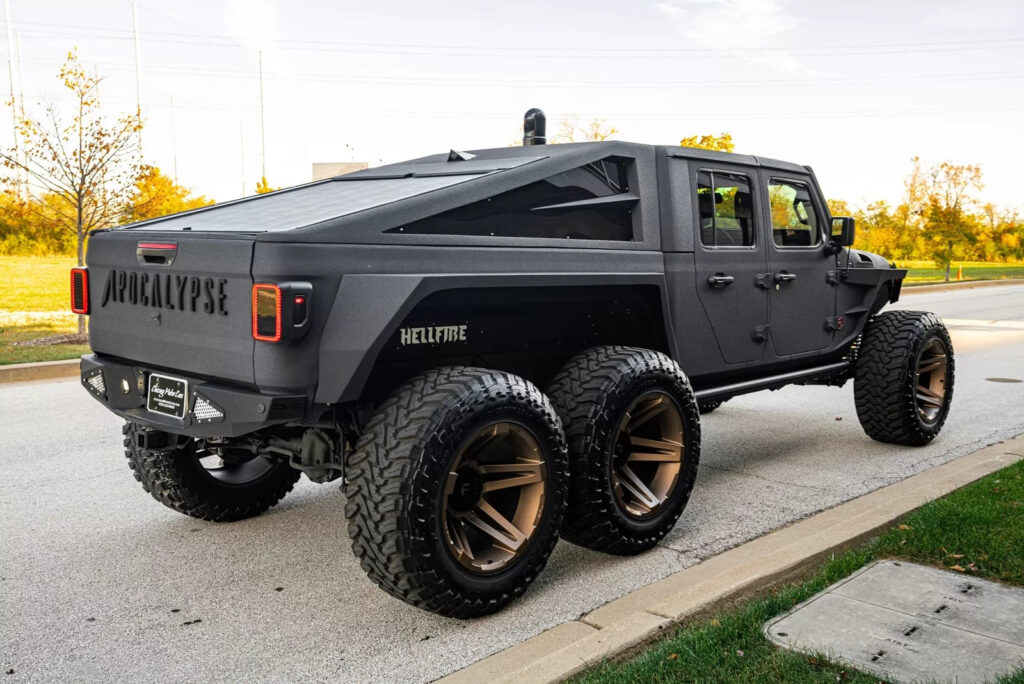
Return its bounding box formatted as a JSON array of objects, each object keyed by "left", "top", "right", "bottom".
[
  {"left": 71, "top": 268, "right": 89, "bottom": 314},
  {"left": 252, "top": 283, "right": 282, "bottom": 342}
]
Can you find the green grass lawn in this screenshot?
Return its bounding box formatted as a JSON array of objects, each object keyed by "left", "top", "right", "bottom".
[
  {"left": 900, "top": 260, "right": 1024, "bottom": 285},
  {"left": 0, "top": 319, "right": 89, "bottom": 365},
  {"left": 0, "top": 255, "right": 77, "bottom": 311},
  {"left": 0, "top": 256, "right": 86, "bottom": 364},
  {"left": 577, "top": 458, "right": 1024, "bottom": 684}
]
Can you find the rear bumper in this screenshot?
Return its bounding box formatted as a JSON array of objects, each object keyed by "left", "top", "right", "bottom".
[{"left": 80, "top": 354, "right": 306, "bottom": 438}]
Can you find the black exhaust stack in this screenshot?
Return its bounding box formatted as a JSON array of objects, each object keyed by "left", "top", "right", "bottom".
[{"left": 522, "top": 108, "right": 546, "bottom": 146}]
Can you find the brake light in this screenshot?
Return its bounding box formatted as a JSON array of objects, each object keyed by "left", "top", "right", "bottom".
[
  {"left": 252, "top": 283, "right": 282, "bottom": 342},
  {"left": 71, "top": 268, "right": 89, "bottom": 314}
]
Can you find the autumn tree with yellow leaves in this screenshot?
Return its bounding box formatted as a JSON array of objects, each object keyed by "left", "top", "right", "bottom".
[
  {"left": 127, "top": 166, "right": 213, "bottom": 222},
  {"left": 679, "top": 132, "right": 735, "bottom": 153},
  {"left": 0, "top": 50, "right": 141, "bottom": 271}
]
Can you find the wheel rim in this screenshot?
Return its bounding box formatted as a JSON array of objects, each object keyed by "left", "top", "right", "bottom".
[
  {"left": 196, "top": 444, "right": 277, "bottom": 486},
  {"left": 442, "top": 422, "right": 547, "bottom": 574},
  {"left": 611, "top": 391, "right": 684, "bottom": 519},
  {"left": 915, "top": 338, "right": 949, "bottom": 424}
]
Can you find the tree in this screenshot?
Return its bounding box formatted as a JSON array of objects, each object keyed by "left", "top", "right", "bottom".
[
  {"left": 922, "top": 162, "right": 984, "bottom": 280},
  {"left": 127, "top": 166, "right": 213, "bottom": 222},
  {"left": 679, "top": 133, "right": 735, "bottom": 153},
  {"left": 0, "top": 50, "right": 140, "bottom": 332},
  {"left": 551, "top": 118, "right": 619, "bottom": 143},
  {"left": 255, "top": 176, "right": 278, "bottom": 194}
]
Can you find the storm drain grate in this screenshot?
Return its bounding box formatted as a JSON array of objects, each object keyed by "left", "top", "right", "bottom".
[{"left": 765, "top": 561, "right": 1024, "bottom": 684}]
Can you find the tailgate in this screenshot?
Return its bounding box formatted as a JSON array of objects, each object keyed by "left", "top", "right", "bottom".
[{"left": 86, "top": 233, "right": 256, "bottom": 385}]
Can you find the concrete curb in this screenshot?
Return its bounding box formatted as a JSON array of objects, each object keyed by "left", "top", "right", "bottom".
[
  {"left": 902, "top": 278, "right": 1024, "bottom": 294},
  {"left": 0, "top": 358, "right": 79, "bottom": 384},
  {"left": 438, "top": 434, "right": 1024, "bottom": 684}
]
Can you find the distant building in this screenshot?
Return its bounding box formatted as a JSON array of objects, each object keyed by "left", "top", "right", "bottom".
[{"left": 312, "top": 162, "right": 368, "bottom": 180}]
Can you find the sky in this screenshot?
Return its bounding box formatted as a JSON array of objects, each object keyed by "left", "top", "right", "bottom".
[{"left": 2, "top": 0, "right": 1023, "bottom": 210}]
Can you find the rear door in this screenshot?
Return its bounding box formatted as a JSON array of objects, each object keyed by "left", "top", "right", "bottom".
[
  {"left": 691, "top": 165, "right": 770, "bottom": 364},
  {"left": 86, "top": 232, "right": 256, "bottom": 385},
  {"left": 760, "top": 172, "right": 836, "bottom": 356}
]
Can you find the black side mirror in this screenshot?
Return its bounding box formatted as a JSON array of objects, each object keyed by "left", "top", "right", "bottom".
[{"left": 831, "top": 216, "right": 855, "bottom": 247}]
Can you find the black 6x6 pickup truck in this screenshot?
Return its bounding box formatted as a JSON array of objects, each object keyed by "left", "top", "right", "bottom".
[{"left": 75, "top": 109, "right": 954, "bottom": 618}]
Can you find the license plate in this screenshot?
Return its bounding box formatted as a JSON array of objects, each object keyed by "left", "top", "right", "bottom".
[{"left": 147, "top": 373, "right": 189, "bottom": 419}]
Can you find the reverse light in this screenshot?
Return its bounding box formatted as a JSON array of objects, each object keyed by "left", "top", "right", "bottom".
[
  {"left": 252, "top": 283, "right": 282, "bottom": 342},
  {"left": 70, "top": 268, "right": 89, "bottom": 314}
]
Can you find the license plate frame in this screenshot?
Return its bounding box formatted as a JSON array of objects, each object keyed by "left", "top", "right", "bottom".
[{"left": 147, "top": 373, "right": 189, "bottom": 420}]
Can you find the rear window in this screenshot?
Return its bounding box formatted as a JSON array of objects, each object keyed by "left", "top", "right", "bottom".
[
  {"left": 387, "top": 158, "right": 636, "bottom": 241},
  {"left": 696, "top": 170, "right": 755, "bottom": 248}
]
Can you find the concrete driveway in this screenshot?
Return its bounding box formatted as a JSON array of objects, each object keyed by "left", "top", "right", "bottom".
[{"left": 2, "top": 284, "right": 1022, "bottom": 682}]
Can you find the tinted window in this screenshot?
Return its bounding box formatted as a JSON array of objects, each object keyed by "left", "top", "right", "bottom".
[
  {"left": 696, "top": 170, "right": 755, "bottom": 247},
  {"left": 388, "top": 158, "right": 634, "bottom": 241},
  {"left": 768, "top": 179, "right": 821, "bottom": 247}
]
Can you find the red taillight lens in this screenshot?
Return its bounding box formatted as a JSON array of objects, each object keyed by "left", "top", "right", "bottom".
[
  {"left": 71, "top": 268, "right": 89, "bottom": 314},
  {"left": 252, "top": 283, "right": 282, "bottom": 342}
]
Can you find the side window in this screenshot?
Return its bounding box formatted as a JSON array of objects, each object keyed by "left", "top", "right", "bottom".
[
  {"left": 696, "top": 170, "right": 755, "bottom": 247},
  {"left": 768, "top": 179, "right": 821, "bottom": 247},
  {"left": 387, "top": 157, "right": 635, "bottom": 241}
]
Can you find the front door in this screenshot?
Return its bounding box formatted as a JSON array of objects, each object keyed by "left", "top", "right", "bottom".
[
  {"left": 761, "top": 173, "right": 836, "bottom": 356},
  {"left": 692, "top": 165, "right": 769, "bottom": 365}
]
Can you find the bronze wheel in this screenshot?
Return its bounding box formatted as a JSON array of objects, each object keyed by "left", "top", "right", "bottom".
[
  {"left": 610, "top": 391, "right": 684, "bottom": 519},
  {"left": 854, "top": 311, "right": 955, "bottom": 446},
  {"left": 546, "top": 346, "right": 700, "bottom": 555},
  {"left": 915, "top": 338, "right": 949, "bottom": 424},
  {"left": 442, "top": 422, "right": 547, "bottom": 574},
  {"left": 345, "top": 367, "right": 568, "bottom": 618}
]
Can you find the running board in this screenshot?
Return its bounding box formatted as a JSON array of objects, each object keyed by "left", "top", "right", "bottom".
[{"left": 694, "top": 361, "right": 851, "bottom": 402}]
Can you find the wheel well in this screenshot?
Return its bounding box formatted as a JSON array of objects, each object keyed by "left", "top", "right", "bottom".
[{"left": 361, "top": 284, "right": 671, "bottom": 401}]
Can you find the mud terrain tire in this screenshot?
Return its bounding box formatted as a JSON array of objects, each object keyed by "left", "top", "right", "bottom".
[
  {"left": 854, "top": 310, "right": 955, "bottom": 446},
  {"left": 123, "top": 422, "right": 300, "bottom": 522},
  {"left": 344, "top": 367, "right": 569, "bottom": 618},
  {"left": 547, "top": 346, "right": 701, "bottom": 555}
]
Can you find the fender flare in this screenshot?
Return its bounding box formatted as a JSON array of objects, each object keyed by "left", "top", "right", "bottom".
[{"left": 315, "top": 272, "right": 675, "bottom": 403}]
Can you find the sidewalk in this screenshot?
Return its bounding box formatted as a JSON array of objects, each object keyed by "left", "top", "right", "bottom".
[{"left": 440, "top": 434, "right": 1024, "bottom": 684}]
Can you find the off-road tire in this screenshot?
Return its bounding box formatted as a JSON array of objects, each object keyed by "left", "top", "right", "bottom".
[
  {"left": 123, "top": 422, "right": 300, "bottom": 522},
  {"left": 344, "top": 367, "right": 569, "bottom": 618},
  {"left": 854, "top": 311, "right": 955, "bottom": 446},
  {"left": 547, "top": 346, "right": 701, "bottom": 555},
  {"left": 698, "top": 399, "right": 724, "bottom": 414}
]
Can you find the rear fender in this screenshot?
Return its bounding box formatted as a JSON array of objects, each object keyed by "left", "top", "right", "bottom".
[{"left": 315, "top": 275, "right": 673, "bottom": 404}]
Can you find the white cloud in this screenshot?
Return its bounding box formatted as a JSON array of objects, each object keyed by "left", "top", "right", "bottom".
[
  {"left": 653, "top": 0, "right": 808, "bottom": 73},
  {"left": 926, "top": 3, "right": 1020, "bottom": 30}
]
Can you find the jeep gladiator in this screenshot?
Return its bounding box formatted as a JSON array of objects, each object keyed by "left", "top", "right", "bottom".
[{"left": 74, "top": 109, "right": 955, "bottom": 617}]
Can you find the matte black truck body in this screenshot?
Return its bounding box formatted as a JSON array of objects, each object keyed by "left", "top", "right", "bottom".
[
  {"left": 77, "top": 124, "right": 955, "bottom": 617},
  {"left": 79, "top": 140, "right": 903, "bottom": 437}
]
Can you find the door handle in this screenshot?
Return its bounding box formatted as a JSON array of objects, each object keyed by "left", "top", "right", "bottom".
[
  {"left": 774, "top": 272, "right": 797, "bottom": 283},
  {"left": 707, "top": 274, "right": 735, "bottom": 287}
]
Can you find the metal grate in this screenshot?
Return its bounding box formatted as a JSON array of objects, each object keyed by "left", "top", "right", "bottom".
[
  {"left": 192, "top": 395, "right": 224, "bottom": 422},
  {"left": 86, "top": 372, "right": 105, "bottom": 396}
]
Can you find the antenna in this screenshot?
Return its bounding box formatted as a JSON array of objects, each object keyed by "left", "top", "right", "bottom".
[
  {"left": 258, "top": 50, "right": 266, "bottom": 181},
  {"left": 14, "top": 30, "right": 23, "bottom": 114},
  {"left": 132, "top": 0, "right": 143, "bottom": 156},
  {"left": 4, "top": 0, "right": 20, "bottom": 198},
  {"left": 170, "top": 95, "right": 178, "bottom": 183},
  {"left": 240, "top": 122, "right": 246, "bottom": 196}
]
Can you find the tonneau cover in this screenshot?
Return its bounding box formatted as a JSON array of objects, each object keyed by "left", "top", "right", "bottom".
[{"left": 125, "top": 155, "right": 545, "bottom": 234}]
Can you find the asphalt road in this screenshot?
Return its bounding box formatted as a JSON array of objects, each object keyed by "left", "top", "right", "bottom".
[{"left": 2, "top": 285, "right": 1023, "bottom": 683}]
